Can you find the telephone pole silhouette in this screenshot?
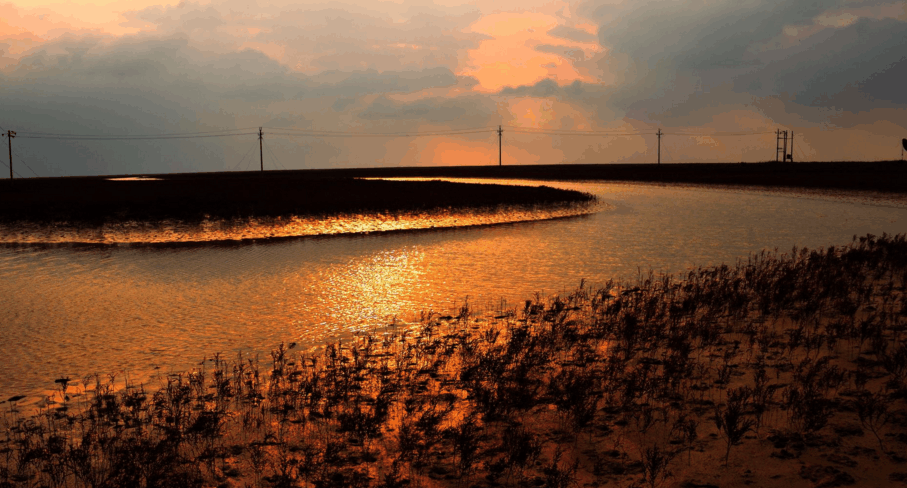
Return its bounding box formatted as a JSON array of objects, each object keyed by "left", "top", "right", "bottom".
[
  {"left": 497, "top": 125, "right": 503, "bottom": 166},
  {"left": 656, "top": 128, "right": 663, "bottom": 164},
  {"left": 259, "top": 127, "right": 264, "bottom": 172},
  {"left": 7, "top": 130, "right": 15, "bottom": 179},
  {"left": 776, "top": 130, "right": 786, "bottom": 162}
]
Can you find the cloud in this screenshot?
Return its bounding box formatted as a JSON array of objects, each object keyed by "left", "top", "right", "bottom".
[
  {"left": 546, "top": 25, "right": 597, "bottom": 44},
  {"left": 0, "top": 35, "right": 488, "bottom": 175},
  {"left": 1, "top": 0, "right": 906, "bottom": 172},
  {"left": 116, "top": 1, "right": 488, "bottom": 74},
  {"left": 358, "top": 95, "right": 496, "bottom": 124}
]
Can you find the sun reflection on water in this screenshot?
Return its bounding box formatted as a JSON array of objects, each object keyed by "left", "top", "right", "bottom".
[{"left": 316, "top": 248, "right": 427, "bottom": 333}]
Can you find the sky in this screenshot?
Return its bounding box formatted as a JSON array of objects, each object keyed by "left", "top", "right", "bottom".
[{"left": 0, "top": 0, "right": 905, "bottom": 176}]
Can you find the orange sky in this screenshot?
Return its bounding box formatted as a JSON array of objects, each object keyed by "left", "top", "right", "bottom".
[{"left": 1, "top": 0, "right": 905, "bottom": 174}]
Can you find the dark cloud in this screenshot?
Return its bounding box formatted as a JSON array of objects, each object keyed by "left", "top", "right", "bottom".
[
  {"left": 358, "top": 95, "right": 496, "bottom": 124},
  {"left": 546, "top": 25, "right": 597, "bottom": 44},
  {"left": 3, "top": 0, "right": 906, "bottom": 170},
  {"left": 305, "top": 67, "right": 459, "bottom": 97},
  {"left": 755, "top": 18, "right": 907, "bottom": 110},
  {"left": 570, "top": 0, "right": 907, "bottom": 131},
  {"left": 119, "top": 1, "right": 487, "bottom": 73},
  {"left": 535, "top": 44, "right": 585, "bottom": 62},
  {"left": 0, "top": 35, "right": 487, "bottom": 175}
]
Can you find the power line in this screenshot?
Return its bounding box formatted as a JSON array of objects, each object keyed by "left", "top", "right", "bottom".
[
  {"left": 243, "top": 148, "right": 257, "bottom": 172},
  {"left": 505, "top": 125, "right": 651, "bottom": 134},
  {"left": 230, "top": 140, "right": 261, "bottom": 171},
  {"left": 269, "top": 126, "right": 499, "bottom": 136},
  {"left": 268, "top": 128, "right": 495, "bottom": 138},
  {"left": 11, "top": 148, "right": 40, "bottom": 177},
  {"left": 512, "top": 131, "right": 652, "bottom": 135},
  {"left": 15, "top": 127, "right": 259, "bottom": 138},
  {"left": 16, "top": 132, "right": 258, "bottom": 141},
  {"left": 665, "top": 131, "right": 777, "bottom": 136},
  {"left": 0, "top": 155, "right": 25, "bottom": 179},
  {"left": 263, "top": 140, "right": 288, "bottom": 171}
]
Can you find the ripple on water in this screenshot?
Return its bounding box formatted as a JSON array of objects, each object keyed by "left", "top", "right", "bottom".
[{"left": 3, "top": 179, "right": 907, "bottom": 405}]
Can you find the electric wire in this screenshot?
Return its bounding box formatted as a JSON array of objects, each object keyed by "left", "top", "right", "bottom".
[
  {"left": 268, "top": 128, "right": 495, "bottom": 138},
  {"left": 14, "top": 127, "right": 259, "bottom": 139},
  {"left": 667, "top": 131, "right": 777, "bottom": 136},
  {"left": 269, "top": 126, "right": 499, "bottom": 136},
  {"left": 11, "top": 148, "right": 40, "bottom": 177},
  {"left": 230, "top": 140, "right": 260, "bottom": 171},
  {"left": 263, "top": 140, "right": 288, "bottom": 171},
  {"left": 0, "top": 157, "right": 26, "bottom": 179},
  {"left": 16, "top": 132, "right": 259, "bottom": 141},
  {"left": 243, "top": 146, "right": 257, "bottom": 172}
]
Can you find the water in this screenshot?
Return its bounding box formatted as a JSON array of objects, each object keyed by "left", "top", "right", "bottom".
[{"left": 2, "top": 180, "right": 907, "bottom": 404}]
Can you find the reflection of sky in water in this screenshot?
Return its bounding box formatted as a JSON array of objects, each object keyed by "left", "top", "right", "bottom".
[{"left": 2, "top": 180, "right": 907, "bottom": 403}]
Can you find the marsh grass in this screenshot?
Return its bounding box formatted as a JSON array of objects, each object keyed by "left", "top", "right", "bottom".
[{"left": 4, "top": 233, "right": 907, "bottom": 487}]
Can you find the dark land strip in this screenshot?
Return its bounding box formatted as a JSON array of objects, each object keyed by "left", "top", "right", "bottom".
[
  {"left": 2, "top": 160, "right": 905, "bottom": 222},
  {"left": 0, "top": 176, "right": 593, "bottom": 223},
  {"left": 311, "top": 160, "right": 907, "bottom": 193}
]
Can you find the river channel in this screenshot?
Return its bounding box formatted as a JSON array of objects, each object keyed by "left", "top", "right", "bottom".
[{"left": 2, "top": 179, "right": 907, "bottom": 405}]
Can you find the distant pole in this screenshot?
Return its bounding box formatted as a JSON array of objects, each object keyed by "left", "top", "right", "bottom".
[
  {"left": 7, "top": 130, "right": 14, "bottom": 179},
  {"left": 498, "top": 125, "right": 503, "bottom": 166},
  {"left": 782, "top": 131, "right": 788, "bottom": 163},
  {"left": 259, "top": 127, "right": 263, "bottom": 172},
  {"left": 656, "top": 128, "right": 663, "bottom": 165},
  {"left": 776, "top": 129, "right": 780, "bottom": 162}
]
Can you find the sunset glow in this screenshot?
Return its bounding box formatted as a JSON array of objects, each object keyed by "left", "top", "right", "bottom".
[
  {"left": 462, "top": 12, "right": 602, "bottom": 91},
  {"left": 0, "top": 0, "right": 904, "bottom": 174}
]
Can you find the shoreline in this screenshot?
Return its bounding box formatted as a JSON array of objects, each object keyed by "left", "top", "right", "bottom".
[
  {"left": 0, "top": 199, "right": 603, "bottom": 247},
  {"left": 320, "top": 160, "right": 907, "bottom": 194},
  {"left": 4, "top": 233, "right": 907, "bottom": 487},
  {"left": 2, "top": 160, "right": 906, "bottom": 224},
  {"left": 0, "top": 175, "right": 593, "bottom": 224}
]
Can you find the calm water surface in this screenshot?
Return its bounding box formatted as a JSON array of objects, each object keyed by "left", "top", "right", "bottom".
[{"left": 2, "top": 180, "right": 907, "bottom": 403}]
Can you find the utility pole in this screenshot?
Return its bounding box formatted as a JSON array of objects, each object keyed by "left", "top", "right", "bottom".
[
  {"left": 7, "top": 130, "right": 14, "bottom": 179},
  {"left": 782, "top": 130, "right": 788, "bottom": 163},
  {"left": 656, "top": 128, "right": 663, "bottom": 165},
  {"left": 776, "top": 129, "right": 781, "bottom": 162},
  {"left": 498, "top": 125, "right": 503, "bottom": 166},
  {"left": 259, "top": 127, "right": 263, "bottom": 172}
]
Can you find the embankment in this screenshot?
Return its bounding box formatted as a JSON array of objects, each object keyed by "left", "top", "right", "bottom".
[{"left": 0, "top": 174, "right": 593, "bottom": 223}]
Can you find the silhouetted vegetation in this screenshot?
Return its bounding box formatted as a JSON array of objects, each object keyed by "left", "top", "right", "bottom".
[{"left": 4, "top": 233, "right": 907, "bottom": 487}]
